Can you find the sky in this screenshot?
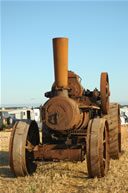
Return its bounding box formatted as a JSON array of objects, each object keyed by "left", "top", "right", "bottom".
[{"left": 1, "top": 0, "right": 128, "bottom": 107}]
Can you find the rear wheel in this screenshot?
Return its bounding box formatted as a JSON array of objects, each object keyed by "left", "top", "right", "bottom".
[
  {"left": 9, "top": 120, "right": 40, "bottom": 177},
  {"left": 104, "top": 103, "right": 121, "bottom": 159},
  {"left": 87, "top": 118, "right": 109, "bottom": 177}
]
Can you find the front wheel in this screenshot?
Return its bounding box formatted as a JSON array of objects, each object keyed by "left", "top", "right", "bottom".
[
  {"left": 86, "top": 118, "right": 110, "bottom": 177},
  {"left": 9, "top": 120, "right": 40, "bottom": 177}
]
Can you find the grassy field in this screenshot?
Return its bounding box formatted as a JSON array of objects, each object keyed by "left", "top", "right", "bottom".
[{"left": 0, "top": 126, "right": 128, "bottom": 193}]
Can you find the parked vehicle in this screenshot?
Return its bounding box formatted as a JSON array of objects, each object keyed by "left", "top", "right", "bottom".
[{"left": 0, "top": 110, "right": 13, "bottom": 130}]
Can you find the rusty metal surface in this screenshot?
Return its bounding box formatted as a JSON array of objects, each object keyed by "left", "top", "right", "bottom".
[
  {"left": 86, "top": 118, "right": 109, "bottom": 177},
  {"left": 76, "top": 112, "right": 89, "bottom": 131},
  {"left": 52, "top": 71, "right": 83, "bottom": 97},
  {"left": 104, "top": 103, "right": 121, "bottom": 159},
  {"left": 33, "top": 144, "right": 83, "bottom": 161},
  {"left": 53, "top": 38, "right": 68, "bottom": 88},
  {"left": 118, "top": 104, "right": 121, "bottom": 152},
  {"left": 68, "top": 71, "right": 83, "bottom": 97},
  {"left": 9, "top": 120, "right": 39, "bottom": 177},
  {"left": 100, "top": 72, "right": 110, "bottom": 114},
  {"left": 79, "top": 105, "right": 100, "bottom": 110},
  {"left": 9, "top": 38, "right": 116, "bottom": 178},
  {"left": 9, "top": 121, "right": 18, "bottom": 176},
  {"left": 42, "top": 95, "right": 83, "bottom": 131}
]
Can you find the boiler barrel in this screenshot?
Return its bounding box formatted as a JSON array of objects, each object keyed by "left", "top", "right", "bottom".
[{"left": 53, "top": 37, "right": 68, "bottom": 88}]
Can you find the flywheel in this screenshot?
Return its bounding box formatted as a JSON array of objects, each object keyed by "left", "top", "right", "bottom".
[{"left": 100, "top": 72, "right": 110, "bottom": 114}]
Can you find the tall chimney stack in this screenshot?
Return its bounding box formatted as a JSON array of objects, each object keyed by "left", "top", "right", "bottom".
[{"left": 53, "top": 38, "right": 68, "bottom": 88}]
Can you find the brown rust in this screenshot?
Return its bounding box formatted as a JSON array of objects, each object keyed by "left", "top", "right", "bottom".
[
  {"left": 52, "top": 71, "right": 83, "bottom": 97},
  {"left": 86, "top": 118, "right": 109, "bottom": 177},
  {"left": 118, "top": 104, "right": 121, "bottom": 152},
  {"left": 100, "top": 72, "right": 110, "bottom": 114},
  {"left": 9, "top": 121, "right": 18, "bottom": 176},
  {"left": 9, "top": 120, "right": 39, "bottom": 177},
  {"left": 33, "top": 144, "right": 83, "bottom": 161},
  {"left": 41, "top": 95, "right": 83, "bottom": 131},
  {"left": 68, "top": 71, "right": 83, "bottom": 97},
  {"left": 8, "top": 37, "right": 119, "bottom": 179},
  {"left": 53, "top": 38, "right": 68, "bottom": 88}
]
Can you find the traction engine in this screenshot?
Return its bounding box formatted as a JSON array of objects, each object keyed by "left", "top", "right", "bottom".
[{"left": 9, "top": 38, "right": 121, "bottom": 177}]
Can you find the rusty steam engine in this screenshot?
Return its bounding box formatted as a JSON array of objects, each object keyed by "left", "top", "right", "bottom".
[{"left": 9, "top": 38, "right": 121, "bottom": 178}]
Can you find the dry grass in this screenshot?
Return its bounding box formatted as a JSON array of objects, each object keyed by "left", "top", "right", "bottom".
[{"left": 0, "top": 126, "right": 128, "bottom": 193}]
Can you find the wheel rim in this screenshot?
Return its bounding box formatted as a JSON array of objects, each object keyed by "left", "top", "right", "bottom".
[
  {"left": 87, "top": 118, "right": 110, "bottom": 177},
  {"left": 118, "top": 104, "right": 121, "bottom": 152},
  {"left": 103, "top": 128, "right": 106, "bottom": 169},
  {"left": 101, "top": 122, "right": 109, "bottom": 176},
  {"left": 104, "top": 103, "right": 121, "bottom": 159},
  {"left": 100, "top": 72, "right": 110, "bottom": 114},
  {"left": 9, "top": 120, "right": 39, "bottom": 177},
  {"left": 9, "top": 121, "right": 18, "bottom": 176}
]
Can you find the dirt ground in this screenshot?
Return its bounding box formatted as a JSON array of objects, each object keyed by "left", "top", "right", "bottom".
[{"left": 0, "top": 126, "right": 128, "bottom": 193}]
